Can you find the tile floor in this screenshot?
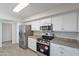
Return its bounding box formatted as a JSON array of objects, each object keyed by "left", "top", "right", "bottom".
[{"left": 0, "top": 41, "right": 42, "bottom": 56}]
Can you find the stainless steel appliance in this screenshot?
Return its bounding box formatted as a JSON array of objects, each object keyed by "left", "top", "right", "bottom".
[
  {"left": 37, "top": 42, "right": 50, "bottom": 56},
  {"left": 19, "top": 25, "right": 33, "bottom": 49},
  {"left": 40, "top": 24, "right": 53, "bottom": 31},
  {"left": 37, "top": 35, "right": 54, "bottom": 56}
]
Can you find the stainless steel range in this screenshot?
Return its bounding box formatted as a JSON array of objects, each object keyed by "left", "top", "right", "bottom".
[
  {"left": 37, "top": 37, "right": 50, "bottom": 45},
  {"left": 37, "top": 35, "right": 54, "bottom": 56}
]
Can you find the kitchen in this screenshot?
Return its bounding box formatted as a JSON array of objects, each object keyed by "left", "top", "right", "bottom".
[
  {"left": 21, "top": 9, "right": 79, "bottom": 56},
  {"left": 0, "top": 3, "right": 79, "bottom": 56}
]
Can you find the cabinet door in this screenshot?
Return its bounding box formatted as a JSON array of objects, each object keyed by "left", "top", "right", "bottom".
[
  {"left": 50, "top": 43, "right": 79, "bottom": 56},
  {"left": 63, "top": 46, "right": 79, "bottom": 56},
  {"left": 63, "top": 12, "right": 77, "bottom": 32},
  {"left": 40, "top": 17, "right": 51, "bottom": 26},
  {"left": 28, "top": 38, "right": 37, "bottom": 51},
  {"left": 31, "top": 20, "right": 40, "bottom": 31},
  {"left": 31, "top": 39, "right": 37, "bottom": 51},
  {"left": 52, "top": 15, "right": 63, "bottom": 31},
  {"left": 50, "top": 43, "right": 63, "bottom": 56},
  {"left": 44, "top": 17, "right": 51, "bottom": 25},
  {"left": 28, "top": 38, "right": 33, "bottom": 49}
]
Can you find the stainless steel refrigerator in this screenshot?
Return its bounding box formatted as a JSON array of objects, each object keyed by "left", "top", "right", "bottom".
[{"left": 19, "top": 25, "right": 33, "bottom": 49}]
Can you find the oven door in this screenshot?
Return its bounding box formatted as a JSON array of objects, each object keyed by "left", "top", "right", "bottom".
[{"left": 37, "top": 42, "right": 50, "bottom": 56}]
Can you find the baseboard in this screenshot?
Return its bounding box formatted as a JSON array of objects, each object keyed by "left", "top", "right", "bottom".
[{"left": 0, "top": 44, "right": 2, "bottom": 47}]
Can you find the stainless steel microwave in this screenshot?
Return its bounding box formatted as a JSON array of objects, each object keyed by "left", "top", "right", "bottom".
[{"left": 40, "top": 24, "right": 52, "bottom": 31}]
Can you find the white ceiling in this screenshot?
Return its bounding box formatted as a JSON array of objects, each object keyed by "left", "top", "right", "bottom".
[
  {"left": 1, "top": 3, "right": 79, "bottom": 21},
  {"left": 11, "top": 3, "right": 63, "bottom": 20}
]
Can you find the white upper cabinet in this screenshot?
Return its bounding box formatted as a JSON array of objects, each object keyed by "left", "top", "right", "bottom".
[
  {"left": 25, "top": 20, "right": 40, "bottom": 31},
  {"left": 25, "top": 22, "right": 32, "bottom": 25},
  {"left": 25, "top": 17, "right": 51, "bottom": 31},
  {"left": 52, "top": 12, "right": 77, "bottom": 32},
  {"left": 52, "top": 15, "right": 63, "bottom": 31},
  {"left": 63, "top": 12, "right": 77, "bottom": 32},
  {"left": 40, "top": 17, "right": 51, "bottom": 26},
  {"left": 40, "top": 19, "right": 45, "bottom": 26},
  {"left": 31, "top": 20, "right": 40, "bottom": 31},
  {"left": 44, "top": 17, "right": 51, "bottom": 25},
  {"left": 25, "top": 11, "right": 77, "bottom": 32}
]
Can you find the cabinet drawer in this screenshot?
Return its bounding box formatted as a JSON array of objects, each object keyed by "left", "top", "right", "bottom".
[
  {"left": 50, "top": 43, "right": 79, "bottom": 56},
  {"left": 51, "top": 43, "right": 65, "bottom": 50}
]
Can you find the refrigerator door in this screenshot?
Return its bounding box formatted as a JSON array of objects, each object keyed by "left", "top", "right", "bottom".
[{"left": 19, "top": 25, "right": 32, "bottom": 49}]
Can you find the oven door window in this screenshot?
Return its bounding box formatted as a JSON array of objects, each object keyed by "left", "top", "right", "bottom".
[{"left": 37, "top": 43, "right": 50, "bottom": 56}]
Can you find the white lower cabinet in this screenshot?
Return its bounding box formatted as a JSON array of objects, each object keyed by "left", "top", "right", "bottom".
[
  {"left": 62, "top": 46, "right": 79, "bottom": 56},
  {"left": 40, "top": 17, "right": 51, "bottom": 26},
  {"left": 50, "top": 43, "right": 79, "bottom": 56},
  {"left": 28, "top": 38, "right": 37, "bottom": 51},
  {"left": 50, "top": 43, "right": 63, "bottom": 56}
]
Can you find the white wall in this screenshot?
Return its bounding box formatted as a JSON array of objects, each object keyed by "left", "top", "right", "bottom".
[
  {"left": 0, "top": 22, "right": 2, "bottom": 47},
  {"left": 12, "top": 23, "right": 19, "bottom": 44},
  {"left": 33, "top": 31, "right": 78, "bottom": 40},
  {"left": 0, "top": 20, "right": 19, "bottom": 47},
  {"left": 16, "top": 23, "right": 21, "bottom": 43},
  {"left": 54, "top": 32, "right": 78, "bottom": 40},
  {"left": 2, "top": 23, "right": 12, "bottom": 42}
]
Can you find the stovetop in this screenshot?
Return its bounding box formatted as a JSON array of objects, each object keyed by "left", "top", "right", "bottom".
[{"left": 37, "top": 38, "right": 51, "bottom": 45}]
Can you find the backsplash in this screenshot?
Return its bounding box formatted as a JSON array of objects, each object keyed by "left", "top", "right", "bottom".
[
  {"left": 33, "top": 31, "right": 79, "bottom": 41},
  {"left": 54, "top": 32, "right": 78, "bottom": 39},
  {"left": 33, "top": 31, "right": 43, "bottom": 35}
]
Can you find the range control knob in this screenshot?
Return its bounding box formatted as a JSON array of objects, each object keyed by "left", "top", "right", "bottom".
[{"left": 44, "top": 46, "right": 48, "bottom": 50}]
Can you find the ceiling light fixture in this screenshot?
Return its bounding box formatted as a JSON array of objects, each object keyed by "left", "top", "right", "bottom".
[{"left": 13, "top": 3, "right": 29, "bottom": 13}]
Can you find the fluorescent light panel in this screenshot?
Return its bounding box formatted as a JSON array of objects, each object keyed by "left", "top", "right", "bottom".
[{"left": 13, "top": 3, "right": 29, "bottom": 13}]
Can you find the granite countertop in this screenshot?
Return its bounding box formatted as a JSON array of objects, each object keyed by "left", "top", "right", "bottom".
[
  {"left": 28, "top": 35, "right": 42, "bottom": 39},
  {"left": 50, "top": 37, "right": 79, "bottom": 49},
  {"left": 28, "top": 35, "right": 79, "bottom": 49}
]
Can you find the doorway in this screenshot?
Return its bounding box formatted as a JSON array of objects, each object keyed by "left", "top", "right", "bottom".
[{"left": 2, "top": 23, "right": 12, "bottom": 47}]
